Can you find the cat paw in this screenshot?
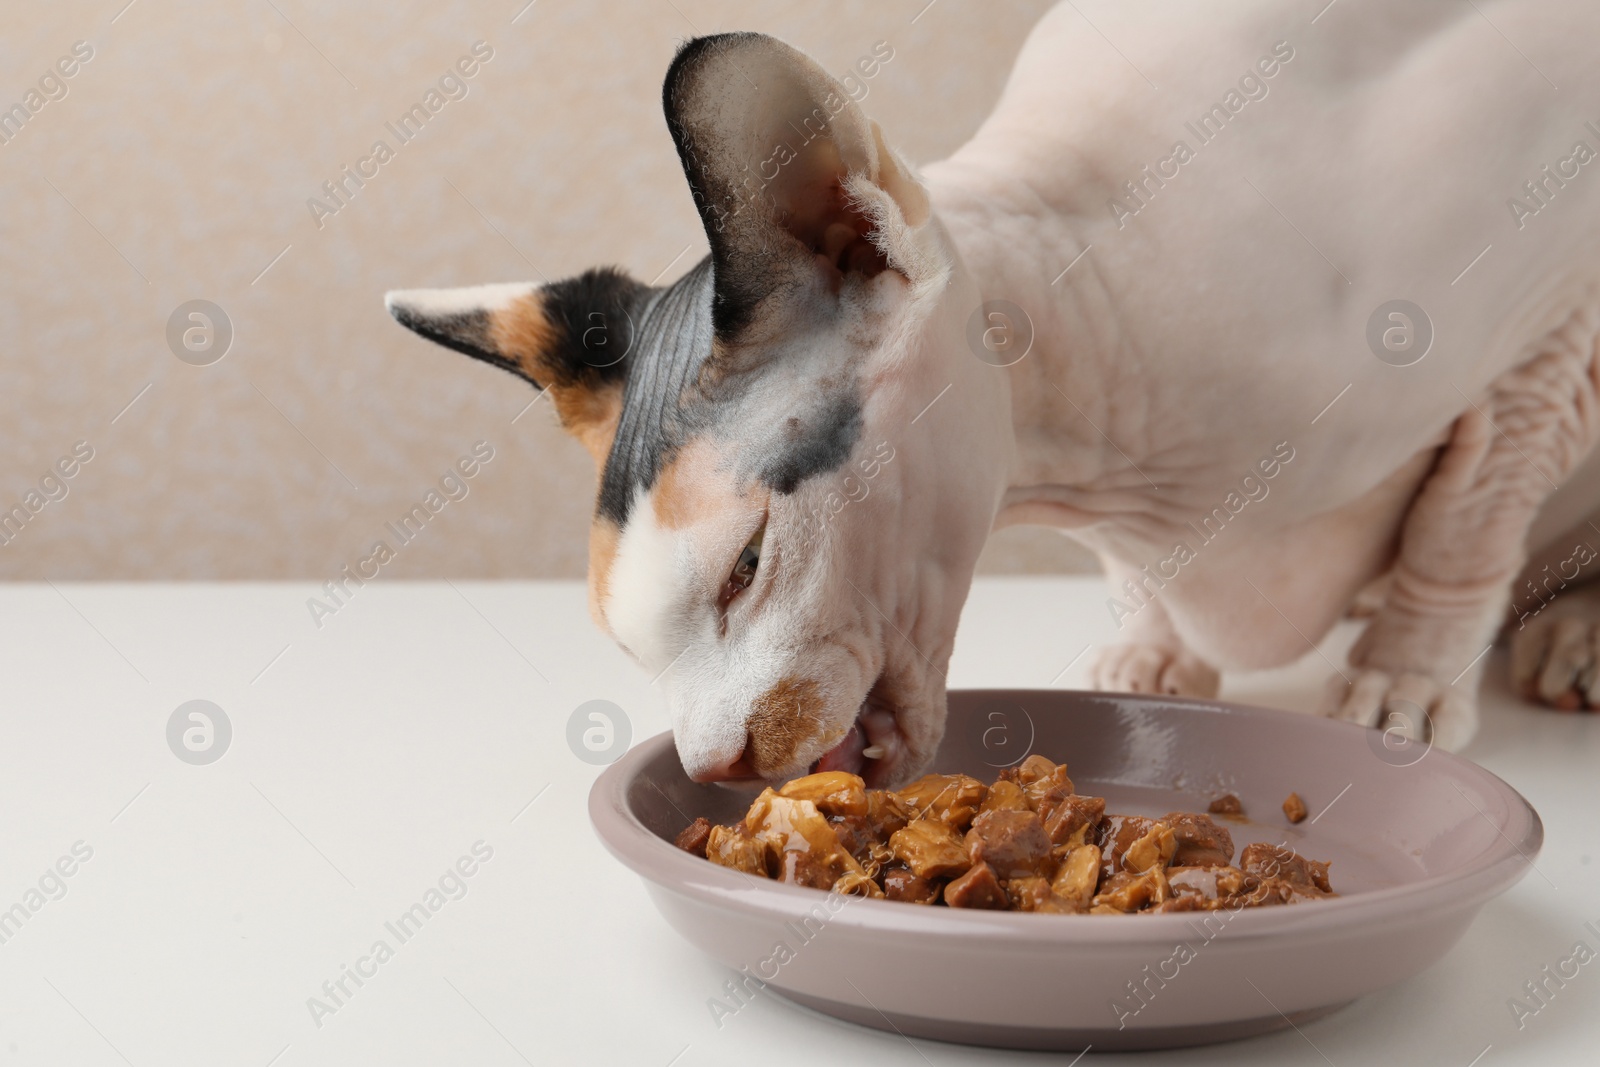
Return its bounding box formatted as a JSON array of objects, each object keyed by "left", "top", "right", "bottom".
[
  {"left": 1321, "top": 668, "right": 1478, "bottom": 752},
  {"left": 1510, "top": 616, "right": 1600, "bottom": 711},
  {"left": 1089, "top": 644, "right": 1220, "bottom": 698}
]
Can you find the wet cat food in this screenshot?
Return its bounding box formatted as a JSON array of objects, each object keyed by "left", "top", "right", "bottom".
[{"left": 678, "top": 756, "right": 1336, "bottom": 913}]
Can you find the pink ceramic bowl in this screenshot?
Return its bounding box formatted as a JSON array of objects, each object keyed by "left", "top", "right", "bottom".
[{"left": 589, "top": 689, "right": 1541, "bottom": 1051}]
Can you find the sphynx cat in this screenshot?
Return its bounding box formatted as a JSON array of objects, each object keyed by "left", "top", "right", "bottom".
[{"left": 386, "top": 2, "right": 1600, "bottom": 785}]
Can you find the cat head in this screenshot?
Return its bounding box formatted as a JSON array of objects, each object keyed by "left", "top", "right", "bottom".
[{"left": 387, "top": 33, "right": 1011, "bottom": 785}]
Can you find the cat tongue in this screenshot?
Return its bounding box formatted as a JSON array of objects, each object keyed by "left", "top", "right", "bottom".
[{"left": 813, "top": 722, "right": 867, "bottom": 775}]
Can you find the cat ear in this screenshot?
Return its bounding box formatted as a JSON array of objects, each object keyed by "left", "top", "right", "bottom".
[
  {"left": 385, "top": 268, "right": 649, "bottom": 463},
  {"left": 663, "top": 33, "right": 930, "bottom": 339}
]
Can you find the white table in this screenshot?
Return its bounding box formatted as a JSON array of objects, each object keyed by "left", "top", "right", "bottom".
[{"left": 0, "top": 578, "right": 1593, "bottom": 1066}]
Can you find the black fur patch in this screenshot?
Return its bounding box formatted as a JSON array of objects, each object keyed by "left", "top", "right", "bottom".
[
  {"left": 760, "top": 393, "right": 863, "bottom": 495},
  {"left": 388, "top": 305, "right": 525, "bottom": 378},
  {"left": 596, "top": 256, "right": 718, "bottom": 525},
  {"left": 539, "top": 268, "right": 653, "bottom": 388}
]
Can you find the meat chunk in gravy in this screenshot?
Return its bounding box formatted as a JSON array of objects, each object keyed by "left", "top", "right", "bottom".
[
  {"left": 889, "top": 820, "right": 972, "bottom": 880},
  {"left": 944, "top": 861, "right": 1008, "bottom": 909},
  {"left": 882, "top": 864, "right": 940, "bottom": 905},
  {"left": 690, "top": 763, "right": 1337, "bottom": 914},
  {"left": 779, "top": 770, "right": 868, "bottom": 817},
  {"left": 1096, "top": 815, "right": 1177, "bottom": 878},
  {"left": 1051, "top": 844, "right": 1101, "bottom": 909},
  {"left": 978, "top": 779, "right": 1032, "bottom": 814},
  {"left": 674, "top": 816, "right": 713, "bottom": 856},
  {"left": 1208, "top": 793, "right": 1243, "bottom": 816},
  {"left": 965, "top": 809, "right": 1053, "bottom": 879},
  {"left": 1043, "top": 794, "right": 1105, "bottom": 847},
  {"left": 896, "top": 773, "right": 988, "bottom": 827},
  {"left": 1163, "top": 865, "right": 1256, "bottom": 911},
  {"left": 1164, "top": 811, "right": 1236, "bottom": 867},
  {"left": 1241, "top": 842, "right": 1334, "bottom": 895}
]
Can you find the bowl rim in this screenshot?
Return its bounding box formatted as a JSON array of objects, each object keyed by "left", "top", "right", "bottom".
[{"left": 589, "top": 689, "right": 1544, "bottom": 946}]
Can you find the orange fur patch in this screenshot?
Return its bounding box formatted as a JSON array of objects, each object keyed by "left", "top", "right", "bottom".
[
  {"left": 587, "top": 518, "right": 620, "bottom": 633},
  {"left": 746, "top": 677, "right": 827, "bottom": 774},
  {"left": 652, "top": 438, "right": 735, "bottom": 529},
  {"left": 558, "top": 381, "right": 624, "bottom": 466},
  {"left": 490, "top": 291, "right": 622, "bottom": 466},
  {"left": 490, "top": 291, "right": 560, "bottom": 380}
]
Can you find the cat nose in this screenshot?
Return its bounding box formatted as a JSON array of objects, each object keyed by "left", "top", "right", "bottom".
[{"left": 686, "top": 739, "right": 758, "bottom": 783}]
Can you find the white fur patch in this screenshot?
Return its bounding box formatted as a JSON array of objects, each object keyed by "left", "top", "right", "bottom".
[
  {"left": 383, "top": 282, "right": 535, "bottom": 318},
  {"left": 603, "top": 490, "right": 691, "bottom": 672}
]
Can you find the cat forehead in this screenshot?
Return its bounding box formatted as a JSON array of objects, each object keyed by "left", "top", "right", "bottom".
[{"left": 595, "top": 256, "right": 865, "bottom": 528}]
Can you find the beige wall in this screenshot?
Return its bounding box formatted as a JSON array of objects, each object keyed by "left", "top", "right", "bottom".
[{"left": 0, "top": 0, "right": 1095, "bottom": 579}]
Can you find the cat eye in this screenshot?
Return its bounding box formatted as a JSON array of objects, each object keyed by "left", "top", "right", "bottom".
[{"left": 719, "top": 522, "right": 765, "bottom": 612}]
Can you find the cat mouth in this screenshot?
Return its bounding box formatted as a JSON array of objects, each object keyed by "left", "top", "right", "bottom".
[{"left": 810, "top": 674, "right": 906, "bottom": 787}]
